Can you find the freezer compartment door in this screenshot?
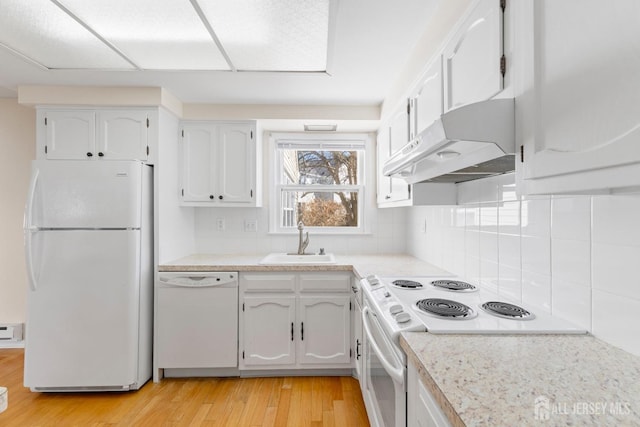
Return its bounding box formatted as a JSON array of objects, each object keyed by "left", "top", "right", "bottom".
[
  {"left": 24, "top": 230, "right": 142, "bottom": 389},
  {"left": 28, "top": 160, "right": 143, "bottom": 229}
]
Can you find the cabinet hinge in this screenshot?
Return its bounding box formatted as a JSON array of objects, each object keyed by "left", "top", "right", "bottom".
[
  {"left": 181, "top": 129, "right": 184, "bottom": 138},
  {"left": 520, "top": 145, "right": 524, "bottom": 163},
  {"left": 44, "top": 145, "right": 48, "bottom": 154},
  {"left": 406, "top": 99, "right": 411, "bottom": 115},
  {"left": 250, "top": 189, "right": 253, "bottom": 198},
  {"left": 500, "top": 0, "right": 506, "bottom": 12},
  {"left": 242, "top": 303, "right": 245, "bottom": 312},
  {"left": 44, "top": 117, "right": 47, "bottom": 126},
  {"left": 408, "top": 185, "right": 412, "bottom": 198},
  {"left": 146, "top": 118, "right": 149, "bottom": 128},
  {"left": 500, "top": 55, "right": 506, "bottom": 78},
  {"left": 251, "top": 130, "right": 253, "bottom": 139},
  {"left": 181, "top": 189, "right": 184, "bottom": 197},
  {"left": 350, "top": 348, "right": 353, "bottom": 358},
  {"left": 349, "top": 301, "right": 352, "bottom": 311},
  {"left": 242, "top": 351, "right": 245, "bottom": 359},
  {"left": 146, "top": 146, "right": 149, "bottom": 156}
]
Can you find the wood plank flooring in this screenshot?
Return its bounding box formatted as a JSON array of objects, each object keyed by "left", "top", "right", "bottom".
[{"left": 0, "top": 349, "right": 369, "bottom": 426}]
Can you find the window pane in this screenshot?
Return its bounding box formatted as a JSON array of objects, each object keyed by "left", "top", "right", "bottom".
[
  {"left": 281, "top": 150, "right": 358, "bottom": 185},
  {"left": 281, "top": 190, "right": 359, "bottom": 227}
]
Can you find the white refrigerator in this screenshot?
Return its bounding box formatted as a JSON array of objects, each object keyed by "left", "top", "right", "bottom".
[{"left": 23, "top": 160, "right": 153, "bottom": 392}]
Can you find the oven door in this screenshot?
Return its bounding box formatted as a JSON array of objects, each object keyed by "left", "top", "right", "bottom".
[{"left": 362, "top": 304, "right": 406, "bottom": 427}]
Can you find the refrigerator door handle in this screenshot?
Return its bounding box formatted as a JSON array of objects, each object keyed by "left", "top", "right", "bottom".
[
  {"left": 25, "top": 168, "right": 39, "bottom": 291},
  {"left": 25, "top": 228, "right": 38, "bottom": 291},
  {"left": 25, "top": 167, "right": 39, "bottom": 231}
]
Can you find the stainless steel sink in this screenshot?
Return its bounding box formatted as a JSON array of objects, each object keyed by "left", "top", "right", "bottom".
[{"left": 259, "top": 252, "right": 336, "bottom": 265}]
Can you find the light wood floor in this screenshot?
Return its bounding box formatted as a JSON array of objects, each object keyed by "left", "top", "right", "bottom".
[{"left": 0, "top": 349, "right": 369, "bottom": 426}]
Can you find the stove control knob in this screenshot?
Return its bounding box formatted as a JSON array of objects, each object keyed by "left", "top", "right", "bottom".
[
  {"left": 395, "top": 312, "right": 411, "bottom": 324},
  {"left": 366, "top": 275, "right": 380, "bottom": 286},
  {"left": 389, "top": 304, "right": 403, "bottom": 315}
]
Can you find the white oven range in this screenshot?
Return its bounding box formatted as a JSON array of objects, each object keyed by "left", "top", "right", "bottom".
[{"left": 359, "top": 274, "right": 587, "bottom": 427}]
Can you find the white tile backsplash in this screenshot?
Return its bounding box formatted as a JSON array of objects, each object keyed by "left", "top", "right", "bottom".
[
  {"left": 551, "top": 196, "right": 591, "bottom": 241},
  {"left": 592, "top": 194, "right": 640, "bottom": 246},
  {"left": 551, "top": 277, "right": 592, "bottom": 330},
  {"left": 592, "top": 290, "right": 640, "bottom": 356},
  {"left": 405, "top": 172, "right": 640, "bottom": 356},
  {"left": 550, "top": 238, "right": 591, "bottom": 288},
  {"left": 592, "top": 242, "right": 640, "bottom": 300}
]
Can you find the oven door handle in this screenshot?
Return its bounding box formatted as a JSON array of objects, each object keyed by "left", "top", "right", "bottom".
[{"left": 362, "top": 306, "right": 404, "bottom": 384}]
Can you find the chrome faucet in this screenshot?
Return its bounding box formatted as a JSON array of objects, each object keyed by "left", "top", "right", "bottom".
[{"left": 297, "top": 221, "right": 309, "bottom": 255}]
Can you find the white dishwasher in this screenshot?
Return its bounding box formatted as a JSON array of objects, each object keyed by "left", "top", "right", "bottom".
[{"left": 157, "top": 272, "right": 238, "bottom": 370}]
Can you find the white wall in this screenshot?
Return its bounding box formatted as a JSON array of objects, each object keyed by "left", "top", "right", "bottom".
[
  {"left": 0, "top": 99, "right": 35, "bottom": 323},
  {"left": 405, "top": 173, "right": 640, "bottom": 357}
]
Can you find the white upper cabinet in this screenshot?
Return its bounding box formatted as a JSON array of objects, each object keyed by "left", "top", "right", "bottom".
[
  {"left": 411, "top": 55, "right": 443, "bottom": 135},
  {"left": 389, "top": 102, "right": 411, "bottom": 155},
  {"left": 39, "top": 109, "right": 150, "bottom": 161},
  {"left": 377, "top": 121, "right": 411, "bottom": 207},
  {"left": 518, "top": 0, "right": 640, "bottom": 194},
  {"left": 443, "top": 0, "right": 504, "bottom": 112},
  {"left": 97, "top": 111, "right": 149, "bottom": 160},
  {"left": 180, "top": 121, "right": 259, "bottom": 206},
  {"left": 43, "top": 110, "right": 95, "bottom": 159}
]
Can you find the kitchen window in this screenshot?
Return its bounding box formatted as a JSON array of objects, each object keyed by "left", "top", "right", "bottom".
[{"left": 270, "top": 133, "right": 367, "bottom": 234}]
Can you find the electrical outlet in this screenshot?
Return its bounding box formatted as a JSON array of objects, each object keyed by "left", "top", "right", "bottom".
[
  {"left": 216, "top": 218, "right": 225, "bottom": 231},
  {"left": 244, "top": 219, "right": 258, "bottom": 232}
]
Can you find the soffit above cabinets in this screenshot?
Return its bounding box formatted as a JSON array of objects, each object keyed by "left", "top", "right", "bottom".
[{"left": 0, "top": 0, "right": 330, "bottom": 72}]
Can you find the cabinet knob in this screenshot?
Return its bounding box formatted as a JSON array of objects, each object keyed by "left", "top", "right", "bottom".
[
  {"left": 209, "top": 195, "right": 214, "bottom": 200},
  {"left": 98, "top": 152, "right": 104, "bottom": 157},
  {"left": 385, "top": 195, "right": 391, "bottom": 199},
  {"left": 218, "top": 195, "right": 223, "bottom": 200},
  {"left": 86, "top": 152, "right": 93, "bottom": 157}
]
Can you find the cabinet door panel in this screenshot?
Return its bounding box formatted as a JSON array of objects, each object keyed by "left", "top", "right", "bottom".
[
  {"left": 45, "top": 111, "right": 95, "bottom": 159},
  {"left": 443, "top": 0, "right": 503, "bottom": 111},
  {"left": 298, "top": 296, "right": 350, "bottom": 365},
  {"left": 218, "top": 124, "right": 253, "bottom": 203},
  {"left": 98, "top": 110, "right": 148, "bottom": 160},
  {"left": 414, "top": 56, "right": 443, "bottom": 134},
  {"left": 522, "top": 0, "right": 640, "bottom": 193},
  {"left": 242, "top": 296, "right": 296, "bottom": 366},
  {"left": 182, "top": 126, "right": 215, "bottom": 202}
]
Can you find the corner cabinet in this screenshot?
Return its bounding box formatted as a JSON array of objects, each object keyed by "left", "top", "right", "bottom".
[
  {"left": 518, "top": 0, "right": 640, "bottom": 195},
  {"left": 180, "top": 121, "right": 260, "bottom": 206},
  {"left": 37, "top": 108, "right": 152, "bottom": 162},
  {"left": 239, "top": 272, "right": 352, "bottom": 371}
]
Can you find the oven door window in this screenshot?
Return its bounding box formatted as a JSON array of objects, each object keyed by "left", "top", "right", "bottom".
[{"left": 364, "top": 310, "right": 405, "bottom": 427}]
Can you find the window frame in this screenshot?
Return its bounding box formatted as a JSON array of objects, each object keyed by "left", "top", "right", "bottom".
[{"left": 269, "top": 132, "right": 369, "bottom": 235}]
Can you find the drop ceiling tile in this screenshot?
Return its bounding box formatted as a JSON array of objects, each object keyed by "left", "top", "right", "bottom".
[
  {"left": 0, "top": 0, "right": 134, "bottom": 69},
  {"left": 56, "top": 0, "right": 230, "bottom": 70},
  {"left": 197, "top": 0, "right": 330, "bottom": 71}
]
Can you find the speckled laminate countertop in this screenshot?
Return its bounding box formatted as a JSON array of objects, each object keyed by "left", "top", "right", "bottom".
[
  {"left": 400, "top": 333, "right": 640, "bottom": 427},
  {"left": 158, "top": 253, "right": 451, "bottom": 279}
]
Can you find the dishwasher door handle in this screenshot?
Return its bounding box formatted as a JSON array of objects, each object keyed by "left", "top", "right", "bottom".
[{"left": 159, "top": 274, "right": 237, "bottom": 288}]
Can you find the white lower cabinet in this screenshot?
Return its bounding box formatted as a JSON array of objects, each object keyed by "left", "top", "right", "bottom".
[
  {"left": 242, "top": 296, "right": 296, "bottom": 366},
  {"left": 407, "top": 361, "right": 452, "bottom": 427},
  {"left": 239, "top": 272, "right": 352, "bottom": 370}
]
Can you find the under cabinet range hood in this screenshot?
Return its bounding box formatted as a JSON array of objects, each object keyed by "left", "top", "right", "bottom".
[{"left": 383, "top": 98, "right": 515, "bottom": 184}]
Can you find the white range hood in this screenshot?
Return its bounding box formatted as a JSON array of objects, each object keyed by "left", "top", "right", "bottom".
[{"left": 383, "top": 98, "right": 515, "bottom": 184}]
